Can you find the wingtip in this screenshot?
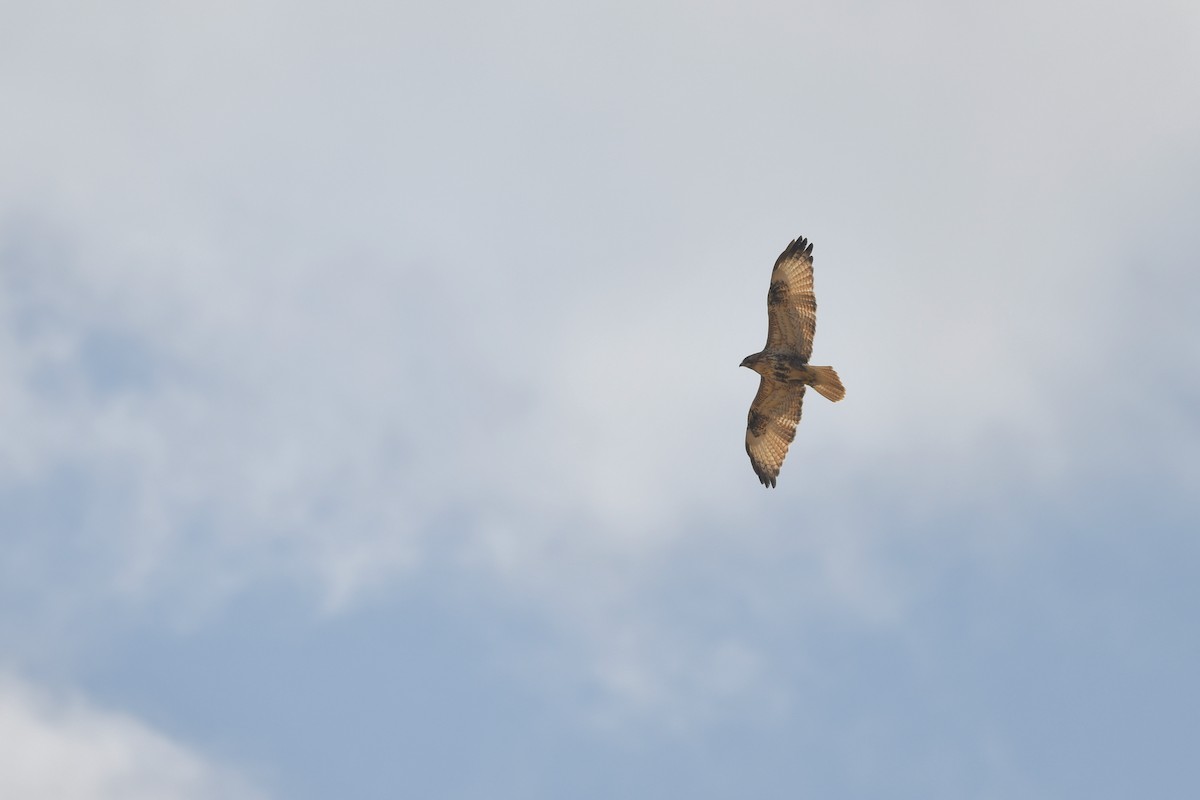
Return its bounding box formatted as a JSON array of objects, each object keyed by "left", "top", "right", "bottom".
[
  {"left": 783, "top": 235, "right": 813, "bottom": 260},
  {"left": 774, "top": 235, "right": 812, "bottom": 269}
]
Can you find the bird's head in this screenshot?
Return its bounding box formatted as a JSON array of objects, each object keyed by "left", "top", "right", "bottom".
[{"left": 740, "top": 353, "right": 760, "bottom": 369}]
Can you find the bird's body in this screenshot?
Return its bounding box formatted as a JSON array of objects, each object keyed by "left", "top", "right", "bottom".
[{"left": 742, "top": 236, "right": 844, "bottom": 487}]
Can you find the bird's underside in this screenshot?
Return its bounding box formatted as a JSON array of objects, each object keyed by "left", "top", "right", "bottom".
[{"left": 742, "top": 235, "right": 844, "bottom": 488}]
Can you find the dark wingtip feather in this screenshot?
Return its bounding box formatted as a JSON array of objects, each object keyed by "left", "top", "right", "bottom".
[
  {"left": 775, "top": 235, "right": 813, "bottom": 266},
  {"left": 746, "top": 444, "right": 778, "bottom": 487},
  {"left": 753, "top": 465, "right": 777, "bottom": 488}
]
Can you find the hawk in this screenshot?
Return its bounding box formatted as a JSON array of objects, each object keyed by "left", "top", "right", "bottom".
[{"left": 741, "top": 235, "right": 844, "bottom": 487}]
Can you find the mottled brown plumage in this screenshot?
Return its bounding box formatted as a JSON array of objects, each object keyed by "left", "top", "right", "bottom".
[{"left": 741, "top": 236, "right": 844, "bottom": 487}]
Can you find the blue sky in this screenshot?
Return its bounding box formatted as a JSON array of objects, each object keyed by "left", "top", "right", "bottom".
[{"left": 2, "top": 1, "right": 1198, "bottom": 797}]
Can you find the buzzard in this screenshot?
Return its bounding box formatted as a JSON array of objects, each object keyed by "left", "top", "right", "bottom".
[{"left": 741, "top": 235, "right": 844, "bottom": 487}]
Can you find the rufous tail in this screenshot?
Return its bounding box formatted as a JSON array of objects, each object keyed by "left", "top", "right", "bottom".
[{"left": 810, "top": 366, "right": 845, "bottom": 402}]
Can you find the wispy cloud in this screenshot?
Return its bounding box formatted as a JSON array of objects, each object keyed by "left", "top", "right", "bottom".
[{"left": 0, "top": 673, "right": 266, "bottom": 800}]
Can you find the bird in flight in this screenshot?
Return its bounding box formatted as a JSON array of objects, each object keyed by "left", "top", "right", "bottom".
[{"left": 741, "top": 235, "right": 844, "bottom": 487}]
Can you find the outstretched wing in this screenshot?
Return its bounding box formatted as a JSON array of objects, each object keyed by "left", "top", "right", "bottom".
[
  {"left": 745, "top": 377, "right": 806, "bottom": 488},
  {"left": 764, "top": 236, "right": 817, "bottom": 360}
]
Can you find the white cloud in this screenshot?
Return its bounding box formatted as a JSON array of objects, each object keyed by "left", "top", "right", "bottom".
[{"left": 0, "top": 673, "right": 266, "bottom": 800}]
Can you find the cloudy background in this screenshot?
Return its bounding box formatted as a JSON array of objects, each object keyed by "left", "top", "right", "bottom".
[{"left": 2, "top": 1, "right": 1198, "bottom": 797}]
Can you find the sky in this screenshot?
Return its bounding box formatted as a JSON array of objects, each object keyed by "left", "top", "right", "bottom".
[{"left": 1, "top": 1, "right": 1198, "bottom": 797}]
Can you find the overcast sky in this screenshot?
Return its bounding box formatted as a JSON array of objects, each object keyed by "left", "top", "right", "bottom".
[{"left": 2, "top": 1, "right": 1198, "bottom": 797}]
